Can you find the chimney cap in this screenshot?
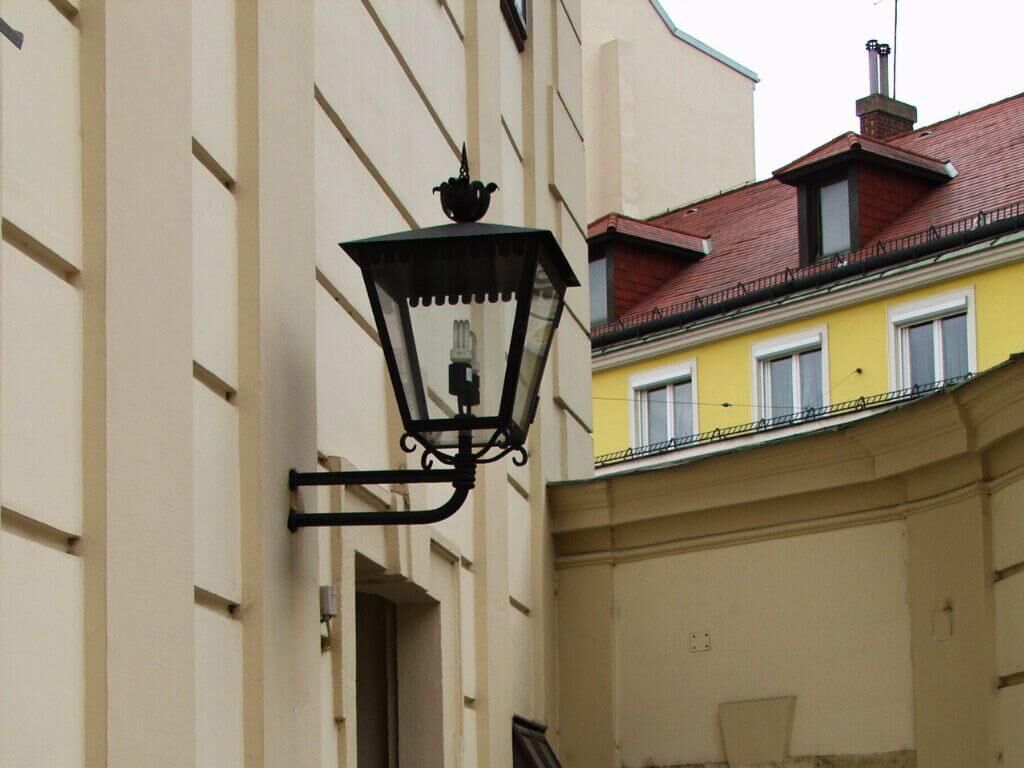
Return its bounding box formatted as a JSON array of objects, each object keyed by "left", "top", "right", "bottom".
[
  {"left": 878, "top": 43, "right": 891, "bottom": 55},
  {"left": 866, "top": 38, "right": 879, "bottom": 50}
]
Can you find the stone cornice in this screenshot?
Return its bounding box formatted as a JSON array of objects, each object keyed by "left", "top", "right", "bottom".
[{"left": 551, "top": 358, "right": 1024, "bottom": 564}]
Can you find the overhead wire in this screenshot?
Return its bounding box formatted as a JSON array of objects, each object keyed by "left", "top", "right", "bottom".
[{"left": 591, "top": 368, "right": 866, "bottom": 411}]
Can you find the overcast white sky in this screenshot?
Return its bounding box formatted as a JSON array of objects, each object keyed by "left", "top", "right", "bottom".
[{"left": 658, "top": 0, "right": 1024, "bottom": 180}]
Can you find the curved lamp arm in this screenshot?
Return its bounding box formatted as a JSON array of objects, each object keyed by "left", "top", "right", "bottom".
[
  {"left": 288, "top": 482, "right": 471, "bottom": 531},
  {"left": 286, "top": 436, "right": 476, "bottom": 530}
]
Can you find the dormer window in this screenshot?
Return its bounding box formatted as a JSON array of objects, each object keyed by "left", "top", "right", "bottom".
[
  {"left": 817, "top": 178, "right": 852, "bottom": 256},
  {"left": 589, "top": 255, "right": 610, "bottom": 326},
  {"left": 800, "top": 174, "right": 856, "bottom": 265},
  {"left": 775, "top": 132, "right": 954, "bottom": 268},
  {"left": 586, "top": 213, "right": 708, "bottom": 328}
]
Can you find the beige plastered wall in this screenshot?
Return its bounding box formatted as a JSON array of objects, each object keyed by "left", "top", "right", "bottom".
[
  {"left": 583, "top": 0, "right": 756, "bottom": 223},
  {"left": 0, "top": 0, "right": 592, "bottom": 766},
  {"left": 551, "top": 360, "right": 1024, "bottom": 768}
]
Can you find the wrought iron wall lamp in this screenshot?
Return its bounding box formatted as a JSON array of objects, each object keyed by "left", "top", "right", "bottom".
[{"left": 288, "top": 146, "right": 579, "bottom": 530}]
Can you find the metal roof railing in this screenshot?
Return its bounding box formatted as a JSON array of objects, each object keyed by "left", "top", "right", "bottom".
[
  {"left": 592, "top": 200, "right": 1024, "bottom": 349},
  {"left": 594, "top": 374, "right": 973, "bottom": 469}
]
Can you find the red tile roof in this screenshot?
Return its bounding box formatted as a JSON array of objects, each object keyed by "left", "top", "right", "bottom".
[
  {"left": 589, "top": 212, "right": 708, "bottom": 255},
  {"left": 612, "top": 91, "right": 1024, "bottom": 323},
  {"left": 772, "top": 131, "right": 953, "bottom": 182}
]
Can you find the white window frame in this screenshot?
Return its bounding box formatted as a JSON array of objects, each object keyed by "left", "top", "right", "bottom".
[
  {"left": 751, "top": 326, "right": 830, "bottom": 421},
  {"left": 887, "top": 287, "right": 977, "bottom": 390},
  {"left": 628, "top": 360, "right": 698, "bottom": 449}
]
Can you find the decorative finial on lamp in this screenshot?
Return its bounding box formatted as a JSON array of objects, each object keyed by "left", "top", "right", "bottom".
[{"left": 433, "top": 143, "right": 499, "bottom": 223}]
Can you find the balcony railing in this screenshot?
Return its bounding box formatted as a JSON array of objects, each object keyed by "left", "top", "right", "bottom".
[{"left": 593, "top": 374, "right": 974, "bottom": 469}]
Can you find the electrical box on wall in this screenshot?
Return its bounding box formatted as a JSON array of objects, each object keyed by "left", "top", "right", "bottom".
[{"left": 689, "top": 631, "right": 711, "bottom": 652}]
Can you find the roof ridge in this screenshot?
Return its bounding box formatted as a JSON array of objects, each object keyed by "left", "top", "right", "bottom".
[
  {"left": 855, "top": 132, "right": 947, "bottom": 164},
  {"left": 607, "top": 211, "right": 696, "bottom": 233},
  {"left": 771, "top": 131, "right": 859, "bottom": 176},
  {"left": 894, "top": 89, "right": 1024, "bottom": 139},
  {"left": 589, "top": 212, "right": 708, "bottom": 252}
]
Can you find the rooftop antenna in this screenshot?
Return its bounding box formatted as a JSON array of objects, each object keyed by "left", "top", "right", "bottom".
[{"left": 892, "top": 0, "right": 899, "bottom": 98}]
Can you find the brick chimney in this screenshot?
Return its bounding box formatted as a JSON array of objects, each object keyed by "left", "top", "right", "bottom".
[{"left": 856, "top": 40, "right": 917, "bottom": 141}]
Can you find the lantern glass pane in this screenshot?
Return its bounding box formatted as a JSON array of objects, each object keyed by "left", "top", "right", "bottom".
[
  {"left": 510, "top": 259, "right": 561, "bottom": 434},
  {"left": 407, "top": 300, "right": 512, "bottom": 424},
  {"left": 367, "top": 238, "right": 533, "bottom": 449},
  {"left": 374, "top": 282, "right": 429, "bottom": 422}
]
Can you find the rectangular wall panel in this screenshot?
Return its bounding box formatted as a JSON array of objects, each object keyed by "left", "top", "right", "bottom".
[
  {"left": 365, "top": 0, "right": 467, "bottom": 147},
  {"left": 431, "top": 549, "right": 462, "bottom": 768},
  {"left": 191, "top": 0, "right": 238, "bottom": 177},
  {"left": 995, "top": 575, "right": 1024, "bottom": 677},
  {"left": 316, "top": 285, "right": 392, "bottom": 471},
  {"left": 551, "top": 90, "right": 585, "bottom": 233},
  {"left": 193, "top": 380, "right": 241, "bottom": 602},
  {"left": 563, "top": 408, "right": 594, "bottom": 481},
  {"left": 508, "top": 483, "right": 532, "bottom": 609},
  {"left": 314, "top": 0, "right": 455, "bottom": 228},
  {"left": 999, "top": 684, "right": 1024, "bottom": 767},
  {"left": 555, "top": 1, "right": 583, "bottom": 131},
  {"left": 1, "top": 0, "right": 82, "bottom": 268},
  {"left": 560, "top": 0, "right": 581, "bottom": 38},
  {"left": 462, "top": 704, "right": 478, "bottom": 768},
  {"left": 314, "top": 106, "right": 406, "bottom": 330},
  {"left": 459, "top": 565, "right": 477, "bottom": 701},
  {"left": 501, "top": 130, "right": 525, "bottom": 227},
  {"left": 433, "top": 483, "right": 475, "bottom": 564},
  {"left": 0, "top": 245, "right": 83, "bottom": 535},
  {"left": 558, "top": 201, "right": 589, "bottom": 326},
  {"left": 500, "top": 25, "right": 524, "bottom": 152},
  {"left": 509, "top": 605, "right": 533, "bottom": 717},
  {"left": 992, "top": 478, "right": 1024, "bottom": 571},
  {"left": 195, "top": 605, "right": 243, "bottom": 768},
  {"left": 0, "top": 535, "right": 84, "bottom": 767},
  {"left": 553, "top": 317, "right": 593, "bottom": 430},
  {"left": 193, "top": 159, "right": 238, "bottom": 388}
]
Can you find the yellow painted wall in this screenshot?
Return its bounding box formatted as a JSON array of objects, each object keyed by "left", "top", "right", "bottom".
[{"left": 593, "top": 259, "right": 1024, "bottom": 457}]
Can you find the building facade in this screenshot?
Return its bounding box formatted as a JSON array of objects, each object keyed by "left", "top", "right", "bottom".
[
  {"left": 554, "top": 358, "right": 1024, "bottom": 768},
  {"left": 0, "top": 1, "right": 592, "bottom": 766},
  {"left": 573, "top": 47, "right": 1024, "bottom": 768},
  {"left": 583, "top": 0, "right": 757, "bottom": 224},
  {"left": 590, "top": 76, "right": 1024, "bottom": 471}
]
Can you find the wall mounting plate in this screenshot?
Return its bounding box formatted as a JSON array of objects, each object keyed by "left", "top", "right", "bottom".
[{"left": 689, "top": 631, "right": 711, "bottom": 652}]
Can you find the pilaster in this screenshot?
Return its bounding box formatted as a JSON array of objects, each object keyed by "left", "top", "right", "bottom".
[{"left": 236, "top": 1, "right": 320, "bottom": 766}]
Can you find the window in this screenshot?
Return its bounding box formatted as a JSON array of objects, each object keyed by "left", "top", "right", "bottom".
[
  {"left": 629, "top": 362, "right": 698, "bottom": 448},
  {"left": 890, "top": 290, "right": 974, "bottom": 389},
  {"left": 752, "top": 328, "right": 829, "bottom": 422},
  {"left": 763, "top": 349, "right": 823, "bottom": 419},
  {"left": 903, "top": 314, "right": 969, "bottom": 386},
  {"left": 800, "top": 174, "right": 855, "bottom": 265},
  {"left": 501, "top": 0, "right": 528, "bottom": 51},
  {"left": 589, "top": 256, "right": 609, "bottom": 326},
  {"left": 818, "top": 178, "right": 851, "bottom": 256}
]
